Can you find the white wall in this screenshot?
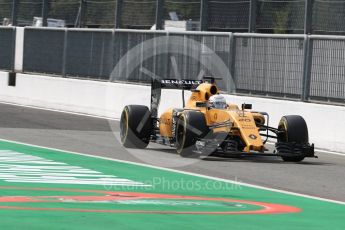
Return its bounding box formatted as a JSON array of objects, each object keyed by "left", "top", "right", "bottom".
[
  {"left": 0, "top": 72, "right": 150, "bottom": 118},
  {"left": 0, "top": 71, "right": 344, "bottom": 153}
]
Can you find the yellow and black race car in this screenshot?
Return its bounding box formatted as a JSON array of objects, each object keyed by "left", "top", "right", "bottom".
[{"left": 120, "top": 77, "right": 315, "bottom": 162}]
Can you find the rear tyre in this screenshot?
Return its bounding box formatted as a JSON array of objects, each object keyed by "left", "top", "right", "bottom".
[
  {"left": 120, "top": 105, "right": 152, "bottom": 149},
  {"left": 176, "top": 111, "right": 209, "bottom": 158},
  {"left": 277, "top": 115, "right": 308, "bottom": 162}
]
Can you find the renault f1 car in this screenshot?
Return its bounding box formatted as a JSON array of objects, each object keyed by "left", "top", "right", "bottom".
[{"left": 120, "top": 78, "right": 315, "bottom": 162}]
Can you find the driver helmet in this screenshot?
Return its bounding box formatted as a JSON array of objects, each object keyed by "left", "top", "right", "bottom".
[{"left": 209, "top": 94, "right": 227, "bottom": 109}]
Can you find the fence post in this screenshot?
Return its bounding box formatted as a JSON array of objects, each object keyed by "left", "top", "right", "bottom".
[
  {"left": 11, "top": 28, "right": 16, "bottom": 72},
  {"left": 77, "top": 0, "right": 87, "bottom": 27},
  {"left": 200, "top": 0, "right": 208, "bottom": 31},
  {"left": 155, "top": 0, "right": 164, "bottom": 30},
  {"left": 249, "top": 0, "right": 257, "bottom": 32},
  {"left": 115, "top": 0, "right": 123, "bottom": 28},
  {"left": 62, "top": 29, "right": 68, "bottom": 77},
  {"left": 11, "top": 0, "right": 19, "bottom": 26},
  {"left": 302, "top": 35, "right": 313, "bottom": 101},
  {"left": 304, "top": 0, "right": 313, "bottom": 34},
  {"left": 230, "top": 33, "right": 237, "bottom": 92},
  {"left": 42, "top": 0, "right": 49, "bottom": 27}
]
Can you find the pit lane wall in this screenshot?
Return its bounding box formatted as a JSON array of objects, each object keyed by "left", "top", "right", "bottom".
[{"left": 0, "top": 71, "right": 344, "bottom": 153}]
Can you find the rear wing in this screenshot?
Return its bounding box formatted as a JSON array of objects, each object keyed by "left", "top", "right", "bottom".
[
  {"left": 151, "top": 79, "right": 203, "bottom": 118},
  {"left": 150, "top": 77, "right": 219, "bottom": 118}
]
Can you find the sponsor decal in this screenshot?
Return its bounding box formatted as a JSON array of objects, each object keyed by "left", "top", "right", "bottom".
[
  {"left": 161, "top": 79, "right": 202, "bottom": 85},
  {"left": 236, "top": 111, "right": 246, "bottom": 117},
  {"left": 160, "top": 79, "right": 202, "bottom": 89}
]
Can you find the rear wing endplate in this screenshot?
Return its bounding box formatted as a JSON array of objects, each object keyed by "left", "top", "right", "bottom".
[{"left": 150, "top": 79, "right": 203, "bottom": 118}]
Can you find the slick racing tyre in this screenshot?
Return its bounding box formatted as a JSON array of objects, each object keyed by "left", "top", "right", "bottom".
[
  {"left": 176, "top": 111, "right": 208, "bottom": 158},
  {"left": 120, "top": 105, "right": 152, "bottom": 149},
  {"left": 277, "top": 115, "right": 309, "bottom": 162}
]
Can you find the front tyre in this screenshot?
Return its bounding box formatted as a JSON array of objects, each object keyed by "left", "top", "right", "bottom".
[
  {"left": 277, "top": 115, "right": 308, "bottom": 162},
  {"left": 120, "top": 105, "right": 152, "bottom": 149},
  {"left": 176, "top": 111, "right": 208, "bottom": 158}
]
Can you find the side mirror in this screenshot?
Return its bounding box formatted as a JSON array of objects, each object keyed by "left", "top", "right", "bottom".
[{"left": 241, "top": 103, "right": 252, "bottom": 110}]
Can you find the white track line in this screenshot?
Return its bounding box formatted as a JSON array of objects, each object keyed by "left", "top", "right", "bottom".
[
  {"left": 0, "top": 101, "right": 119, "bottom": 121},
  {"left": 0, "top": 138, "right": 344, "bottom": 205},
  {"left": 313, "top": 149, "right": 345, "bottom": 156},
  {"left": 1, "top": 101, "right": 344, "bottom": 157}
]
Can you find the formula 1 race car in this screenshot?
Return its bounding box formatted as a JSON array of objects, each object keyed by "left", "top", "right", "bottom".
[{"left": 120, "top": 78, "right": 315, "bottom": 162}]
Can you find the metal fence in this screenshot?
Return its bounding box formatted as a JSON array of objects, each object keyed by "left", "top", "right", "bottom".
[
  {"left": 313, "top": 0, "right": 345, "bottom": 35},
  {"left": 256, "top": 0, "right": 306, "bottom": 33},
  {"left": 23, "top": 27, "right": 114, "bottom": 79},
  {"left": 309, "top": 35, "right": 345, "bottom": 102},
  {"left": 22, "top": 28, "right": 231, "bottom": 84},
  {"left": 207, "top": 0, "right": 250, "bottom": 31},
  {"left": 233, "top": 34, "right": 305, "bottom": 98},
  {"left": 18, "top": 27, "right": 345, "bottom": 104},
  {"left": 2, "top": 0, "right": 345, "bottom": 34},
  {"left": 0, "top": 26, "right": 15, "bottom": 70}
]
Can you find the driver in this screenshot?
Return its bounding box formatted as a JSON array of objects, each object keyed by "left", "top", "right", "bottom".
[{"left": 209, "top": 94, "right": 227, "bottom": 109}]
